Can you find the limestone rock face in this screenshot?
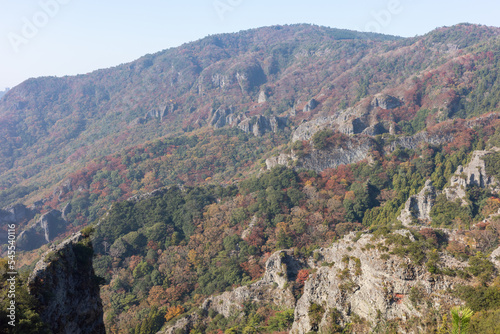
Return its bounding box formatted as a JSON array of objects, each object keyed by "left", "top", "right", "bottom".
[
  {"left": 444, "top": 150, "right": 499, "bottom": 203},
  {"left": 295, "top": 137, "right": 374, "bottom": 172},
  {"left": 62, "top": 203, "right": 72, "bottom": 221},
  {"left": 210, "top": 106, "right": 234, "bottom": 128},
  {"left": 161, "top": 251, "right": 302, "bottom": 333},
  {"left": 292, "top": 116, "right": 337, "bottom": 142},
  {"left": 28, "top": 233, "right": 105, "bottom": 334},
  {"left": 258, "top": 89, "right": 267, "bottom": 103},
  {"left": 0, "top": 203, "right": 34, "bottom": 224},
  {"left": 0, "top": 204, "right": 36, "bottom": 250},
  {"left": 290, "top": 233, "right": 465, "bottom": 334},
  {"left": 491, "top": 246, "right": 500, "bottom": 269},
  {"left": 266, "top": 136, "right": 374, "bottom": 172},
  {"left": 160, "top": 314, "right": 200, "bottom": 334},
  {"left": 385, "top": 131, "right": 453, "bottom": 153},
  {"left": 201, "top": 250, "right": 301, "bottom": 317},
  {"left": 398, "top": 149, "right": 500, "bottom": 226},
  {"left": 371, "top": 94, "right": 402, "bottom": 110},
  {"left": 303, "top": 99, "right": 319, "bottom": 112},
  {"left": 163, "top": 231, "right": 468, "bottom": 334},
  {"left": 209, "top": 106, "right": 287, "bottom": 136},
  {"left": 17, "top": 209, "right": 67, "bottom": 251},
  {"left": 266, "top": 153, "right": 295, "bottom": 169},
  {"left": 399, "top": 180, "right": 437, "bottom": 226},
  {"left": 292, "top": 103, "right": 387, "bottom": 142}
]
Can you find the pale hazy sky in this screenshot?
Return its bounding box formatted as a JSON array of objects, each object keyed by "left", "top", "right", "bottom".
[{"left": 0, "top": 0, "right": 499, "bottom": 90}]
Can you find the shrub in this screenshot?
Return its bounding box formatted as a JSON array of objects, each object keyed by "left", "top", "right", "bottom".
[{"left": 312, "top": 129, "right": 334, "bottom": 150}]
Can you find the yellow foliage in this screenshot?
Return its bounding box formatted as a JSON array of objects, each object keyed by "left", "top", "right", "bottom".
[
  {"left": 165, "top": 305, "right": 185, "bottom": 322},
  {"left": 344, "top": 190, "right": 355, "bottom": 201},
  {"left": 187, "top": 249, "right": 200, "bottom": 266},
  {"left": 276, "top": 221, "right": 288, "bottom": 234}
]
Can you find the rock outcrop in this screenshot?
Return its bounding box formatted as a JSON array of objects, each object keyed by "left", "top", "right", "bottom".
[
  {"left": 444, "top": 150, "right": 500, "bottom": 203},
  {"left": 294, "top": 137, "right": 374, "bottom": 172},
  {"left": 161, "top": 250, "right": 303, "bottom": 333},
  {"left": 0, "top": 203, "right": 34, "bottom": 224},
  {"left": 258, "top": 89, "right": 267, "bottom": 103},
  {"left": 28, "top": 232, "right": 105, "bottom": 334},
  {"left": 201, "top": 250, "right": 301, "bottom": 317},
  {"left": 303, "top": 99, "right": 319, "bottom": 112},
  {"left": 292, "top": 95, "right": 401, "bottom": 142},
  {"left": 398, "top": 180, "right": 436, "bottom": 226},
  {"left": 17, "top": 209, "right": 68, "bottom": 251},
  {"left": 266, "top": 136, "right": 374, "bottom": 172},
  {"left": 399, "top": 149, "right": 500, "bottom": 225},
  {"left": 385, "top": 131, "right": 453, "bottom": 153},
  {"left": 162, "top": 230, "right": 468, "bottom": 334},
  {"left": 209, "top": 106, "right": 287, "bottom": 136},
  {"left": 371, "top": 93, "right": 402, "bottom": 110},
  {"left": 491, "top": 246, "right": 500, "bottom": 269},
  {"left": 291, "top": 233, "right": 465, "bottom": 333}
]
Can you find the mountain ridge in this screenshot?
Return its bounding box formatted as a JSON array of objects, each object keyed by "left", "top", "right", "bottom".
[{"left": 2, "top": 23, "right": 500, "bottom": 333}]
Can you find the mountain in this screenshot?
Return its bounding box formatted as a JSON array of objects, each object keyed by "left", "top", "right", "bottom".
[
  {"left": 1, "top": 23, "right": 500, "bottom": 333},
  {"left": 0, "top": 88, "right": 8, "bottom": 100}
]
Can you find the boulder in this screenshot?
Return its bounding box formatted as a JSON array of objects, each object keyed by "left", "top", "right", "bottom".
[
  {"left": 303, "top": 99, "right": 319, "bottom": 112},
  {"left": 398, "top": 180, "right": 437, "bottom": 226},
  {"left": 371, "top": 94, "right": 402, "bottom": 110}
]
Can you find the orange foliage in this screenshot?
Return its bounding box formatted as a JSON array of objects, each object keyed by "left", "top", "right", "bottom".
[
  {"left": 296, "top": 269, "right": 310, "bottom": 285},
  {"left": 147, "top": 286, "right": 167, "bottom": 307},
  {"left": 164, "top": 305, "right": 185, "bottom": 322}
]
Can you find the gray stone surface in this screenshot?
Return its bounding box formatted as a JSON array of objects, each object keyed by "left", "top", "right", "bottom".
[{"left": 28, "top": 232, "right": 105, "bottom": 334}]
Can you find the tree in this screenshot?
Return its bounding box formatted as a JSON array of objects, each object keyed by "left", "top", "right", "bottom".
[
  {"left": 165, "top": 305, "right": 185, "bottom": 322},
  {"left": 451, "top": 306, "right": 473, "bottom": 334}
]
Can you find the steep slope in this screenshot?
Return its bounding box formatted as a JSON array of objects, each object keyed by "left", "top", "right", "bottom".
[
  {"left": 2, "top": 23, "right": 500, "bottom": 334},
  {"left": 0, "top": 25, "right": 397, "bottom": 189},
  {"left": 2, "top": 23, "right": 500, "bottom": 212},
  {"left": 28, "top": 230, "right": 105, "bottom": 334},
  {"left": 162, "top": 231, "right": 473, "bottom": 333}
]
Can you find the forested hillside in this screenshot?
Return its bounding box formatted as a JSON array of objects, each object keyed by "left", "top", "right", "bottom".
[{"left": 1, "top": 23, "right": 500, "bottom": 334}]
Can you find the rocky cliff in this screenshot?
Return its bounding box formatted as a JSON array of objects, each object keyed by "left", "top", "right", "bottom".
[
  {"left": 266, "top": 136, "right": 375, "bottom": 172},
  {"left": 444, "top": 149, "right": 500, "bottom": 203},
  {"left": 398, "top": 180, "right": 437, "bottom": 226},
  {"left": 162, "top": 230, "right": 471, "bottom": 334},
  {"left": 399, "top": 149, "right": 500, "bottom": 226},
  {"left": 28, "top": 232, "right": 105, "bottom": 334},
  {"left": 291, "top": 94, "right": 402, "bottom": 142},
  {"left": 0, "top": 204, "right": 35, "bottom": 250},
  {"left": 209, "top": 106, "right": 288, "bottom": 136},
  {"left": 17, "top": 209, "right": 68, "bottom": 251}
]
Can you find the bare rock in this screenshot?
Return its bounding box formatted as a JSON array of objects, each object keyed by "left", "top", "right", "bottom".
[
  {"left": 303, "top": 99, "right": 319, "bottom": 112},
  {"left": 0, "top": 203, "right": 34, "bottom": 224},
  {"left": 28, "top": 233, "right": 105, "bottom": 334},
  {"left": 267, "top": 136, "right": 373, "bottom": 172},
  {"left": 159, "top": 314, "right": 199, "bottom": 334},
  {"left": 371, "top": 94, "right": 402, "bottom": 110},
  {"left": 491, "top": 246, "right": 500, "bottom": 269},
  {"left": 258, "top": 89, "right": 267, "bottom": 103},
  {"left": 17, "top": 209, "right": 67, "bottom": 251},
  {"left": 266, "top": 153, "right": 294, "bottom": 169},
  {"left": 210, "top": 106, "right": 234, "bottom": 128},
  {"left": 398, "top": 180, "right": 437, "bottom": 226},
  {"left": 200, "top": 250, "right": 302, "bottom": 318},
  {"left": 385, "top": 131, "right": 453, "bottom": 153},
  {"left": 444, "top": 150, "right": 499, "bottom": 203},
  {"left": 291, "top": 233, "right": 466, "bottom": 333}
]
